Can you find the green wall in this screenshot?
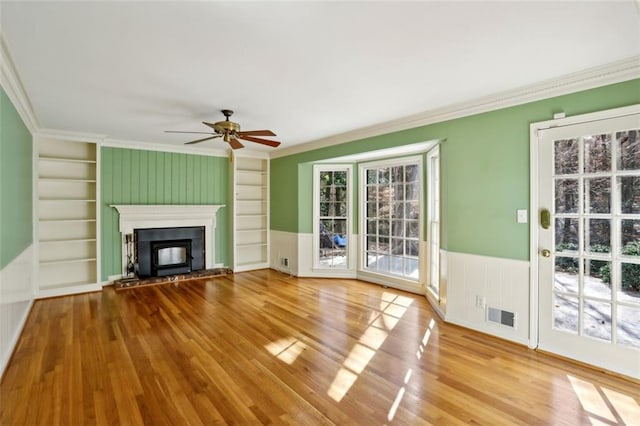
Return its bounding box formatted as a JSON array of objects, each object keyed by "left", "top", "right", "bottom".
[
  {"left": 0, "top": 87, "right": 32, "bottom": 268},
  {"left": 271, "top": 79, "right": 640, "bottom": 261},
  {"left": 101, "top": 147, "right": 229, "bottom": 280}
]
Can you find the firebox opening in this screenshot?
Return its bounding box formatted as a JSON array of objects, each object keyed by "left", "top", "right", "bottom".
[{"left": 135, "top": 226, "right": 205, "bottom": 278}]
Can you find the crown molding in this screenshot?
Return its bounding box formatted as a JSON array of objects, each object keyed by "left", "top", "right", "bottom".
[
  {"left": 271, "top": 56, "right": 640, "bottom": 159},
  {"left": 102, "top": 137, "right": 231, "bottom": 158},
  {"left": 35, "top": 128, "right": 106, "bottom": 144},
  {"left": 0, "top": 31, "right": 38, "bottom": 133}
]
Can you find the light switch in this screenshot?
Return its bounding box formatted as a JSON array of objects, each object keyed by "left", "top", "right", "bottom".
[{"left": 517, "top": 209, "right": 528, "bottom": 223}]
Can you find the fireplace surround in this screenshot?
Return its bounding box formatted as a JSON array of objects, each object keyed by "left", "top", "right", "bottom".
[{"left": 111, "top": 204, "right": 224, "bottom": 279}]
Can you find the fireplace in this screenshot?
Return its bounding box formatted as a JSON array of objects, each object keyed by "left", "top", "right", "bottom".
[
  {"left": 135, "top": 227, "right": 204, "bottom": 278},
  {"left": 111, "top": 204, "right": 225, "bottom": 280}
]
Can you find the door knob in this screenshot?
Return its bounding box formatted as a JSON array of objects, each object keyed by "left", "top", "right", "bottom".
[{"left": 541, "top": 249, "right": 551, "bottom": 258}]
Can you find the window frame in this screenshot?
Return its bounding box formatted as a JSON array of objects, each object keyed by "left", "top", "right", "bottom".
[
  {"left": 358, "top": 155, "right": 424, "bottom": 283},
  {"left": 426, "top": 145, "right": 440, "bottom": 298},
  {"left": 312, "top": 164, "right": 353, "bottom": 270}
]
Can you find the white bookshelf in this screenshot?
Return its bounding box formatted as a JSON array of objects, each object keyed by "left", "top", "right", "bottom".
[
  {"left": 233, "top": 156, "right": 269, "bottom": 271},
  {"left": 36, "top": 137, "right": 100, "bottom": 295}
]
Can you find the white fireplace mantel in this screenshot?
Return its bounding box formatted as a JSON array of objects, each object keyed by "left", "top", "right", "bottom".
[{"left": 111, "top": 204, "right": 225, "bottom": 276}]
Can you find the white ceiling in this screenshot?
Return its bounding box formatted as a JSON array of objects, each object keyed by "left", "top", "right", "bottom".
[{"left": 1, "top": 1, "right": 639, "bottom": 154}]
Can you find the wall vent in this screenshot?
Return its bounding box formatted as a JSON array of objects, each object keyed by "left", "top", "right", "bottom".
[{"left": 487, "top": 307, "right": 515, "bottom": 328}]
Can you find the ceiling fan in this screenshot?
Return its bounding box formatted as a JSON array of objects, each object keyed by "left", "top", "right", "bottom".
[{"left": 165, "top": 109, "right": 280, "bottom": 150}]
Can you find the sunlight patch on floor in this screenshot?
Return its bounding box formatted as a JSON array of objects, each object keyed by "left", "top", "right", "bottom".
[
  {"left": 264, "top": 337, "right": 307, "bottom": 365},
  {"left": 416, "top": 319, "right": 435, "bottom": 360},
  {"left": 327, "top": 291, "right": 412, "bottom": 402},
  {"left": 567, "top": 374, "right": 640, "bottom": 424}
]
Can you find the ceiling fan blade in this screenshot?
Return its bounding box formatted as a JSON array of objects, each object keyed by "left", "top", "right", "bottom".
[
  {"left": 185, "top": 135, "right": 221, "bottom": 145},
  {"left": 237, "top": 135, "right": 281, "bottom": 147},
  {"left": 237, "top": 130, "right": 276, "bottom": 137},
  {"left": 202, "top": 121, "right": 220, "bottom": 130},
  {"left": 229, "top": 138, "right": 244, "bottom": 150},
  {"left": 165, "top": 130, "right": 215, "bottom": 135}
]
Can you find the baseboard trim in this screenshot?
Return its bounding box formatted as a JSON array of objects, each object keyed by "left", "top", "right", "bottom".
[{"left": 0, "top": 298, "right": 34, "bottom": 381}]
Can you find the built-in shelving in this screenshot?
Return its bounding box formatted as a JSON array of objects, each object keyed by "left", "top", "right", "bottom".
[
  {"left": 232, "top": 156, "right": 269, "bottom": 272},
  {"left": 36, "top": 137, "right": 100, "bottom": 295}
]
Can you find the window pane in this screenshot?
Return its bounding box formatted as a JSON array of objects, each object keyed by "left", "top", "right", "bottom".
[
  {"left": 320, "top": 171, "right": 332, "bottom": 185},
  {"left": 405, "top": 165, "right": 419, "bottom": 182},
  {"left": 334, "top": 219, "right": 347, "bottom": 236},
  {"left": 584, "top": 259, "right": 610, "bottom": 299},
  {"left": 367, "top": 220, "right": 377, "bottom": 235},
  {"left": 366, "top": 202, "right": 377, "bottom": 218},
  {"left": 336, "top": 202, "right": 347, "bottom": 217},
  {"left": 406, "top": 220, "right": 419, "bottom": 239},
  {"left": 392, "top": 220, "right": 404, "bottom": 237},
  {"left": 584, "top": 177, "right": 610, "bottom": 214},
  {"left": 555, "top": 257, "right": 578, "bottom": 293},
  {"left": 320, "top": 202, "right": 329, "bottom": 216},
  {"left": 584, "top": 133, "right": 611, "bottom": 173},
  {"left": 620, "top": 176, "right": 640, "bottom": 214},
  {"left": 379, "top": 168, "right": 389, "bottom": 184},
  {"left": 367, "top": 170, "right": 377, "bottom": 184},
  {"left": 391, "top": 256, "right": 403, "bottom": 275},
  {"left": 367, "top": 236, "right": 377, "bottom": 252},
  {"left": 555, "top": 218, "right": 578, "bottom": 252},
  {"left": 554, "top": 139, "right": 579, "bottom": 175},
  {"left": 584, "top": 219, "right": 610, "bottom": 253},
  {"left": 406, "top": 183, "right": 419, "bottom": 201},
  {"left": 406, "top": 201, "right": 419, "bottom": 219},
  {"left": 379, "top": 219, "right": 389, "bottom": 236},
  {"left": 617, "top": 129, "right": 640, "bottom": 171},
  {"left": 393, "top": 184, "right": 404, "bottom": 201},
  {"left": 620, "top": 262, "right": 640, "bottom": 302},
  {"left": 378, "top": 237, "right": 390, "bottom": 255},
  {"left": 391, "top": 238, "right": 403, "bottom": 255},
  {"left": 392, "top": 201, "right": 404, "bottom": 219},
  {"left": 406, "top": 240, "right": 418, "bottom": 257},
  {"left": 583, "top": 300, "right": 611, "bottom": 342},
  {"left": 335, "top": 186, "right": 347, "bottom": 202},
  {"left": 621, "top": 220, "right": 640, "bottom": 253},
  {"left": 617, "top": 305, "right": 640, "bottom": 349},
  {"left": 333, "top": 171, "right": 346, "bottom": 185},
  {"left": 391, "top": 166, "right": 404, "bottom": 183},
  {"left": 555, "top": 179, "right": 578, "bottom": 213},
  {"left": 554, "top": 294, "right": 578, "bottom": 334}
]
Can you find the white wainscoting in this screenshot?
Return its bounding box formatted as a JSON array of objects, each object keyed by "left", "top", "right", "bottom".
[
  {"left": 269, "top": 230, "right": 299, "bottom": 275},
  {"left": 443, "top": 250, "right": 530, "bottom": 346},
  {"left": 0, "top": 244, "right": 35, "bottom": 377}
]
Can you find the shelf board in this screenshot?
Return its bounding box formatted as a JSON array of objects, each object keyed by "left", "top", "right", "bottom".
[
  {"left": 39, "top": 198, "right": 96, "bottom": 202},
  {"left": 39, "top": 156, "right": 97, "bottom": 164},
  {"left": 40, "top": 238, "right": 97, "bottom": 244},
  {"left": 237, "top": 228, "right": 267, "bottom": 232},
  {"left": 237, "top": 199, "right": 267, "bottom": 202},
  {"left": 236, "top": 260, "right": 268, "bottom": 267},
  {"left": 237, "top": 169, "right": 267, "bottom": 175},
  {"left": 40, "top": 257, "right": 97, "bottom": 266},
  {"left": 237, "top": 243, "right": 268, "bottom": 248},
  {"left": 237, "top": 184, "right": 267, "bottom": 188},
  {"left": 237, "top": 214, "right": 267, "bottom": 217},
  {"left": 39, "top": 218, "right": 97, "bottom": 223},
  {"left": 39, "top": 177, "right": 97, "bottom": 183}
]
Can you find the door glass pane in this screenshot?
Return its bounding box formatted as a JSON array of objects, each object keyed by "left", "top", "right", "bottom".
[
  {"left": 583, "top": 133, "right": 611, "bottom": 173},
  {"left": 616, "top": 129, "right": 640, "bottom": 171},
  {"left": 584, "top": 219, "right": 610, "bottom": 253},
  {"left": 317, "top": 168, "right": 349, "bottom": 268},
  {"left": 583, "top": 300, "right": 611, "bottom": 342},
  {"left": 584, "top": 259, "right": 610, "bottom": 299},
  {"left": 619, "top": 262, "right": 640, "bottom": 303},
  {"left": 391, "top": 256, "right": 403, "bottom": 275},
  {"left": 391, "top": 238, "right": 403, "bottom": 255},
  {"left": 554, "top": 139, "right": 579, "bottom": 174},
  {"left": 405, "top": 220, "right": 419, "bottom": 239},
  {"left": 555, "top": 257, "right": 578, "bottom": 293},
  {"left": 617, "top": 305, "right": 640, "bottom": 349},
  {"left": 620, "top": 220, "right": 640, "bottom": 253},
  {"left": 555, "top": 218, "right": 578, "bottom": 252},
  {"left": 554, "top": 294, "right": 579, "bottom": 333},
  {"left": 555, "top": 179, "right": 578, "bottom": 213},
  {"left": 620, "top": 176, "right": 640, "bottom": 214},
  {"left": 584, "top": 177, "right": 610, "bottom": 214},
  {"left": 391, "top": 166, "right": 404, "bottom": 183}
]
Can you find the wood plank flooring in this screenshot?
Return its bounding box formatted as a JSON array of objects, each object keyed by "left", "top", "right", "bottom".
[{"left": 1, "top": 269, "right": 639, "bottom": 425}]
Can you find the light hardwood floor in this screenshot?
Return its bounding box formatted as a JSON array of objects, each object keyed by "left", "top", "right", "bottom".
[{"left": 1, "top": 269, "right": 639, "bottom": 425}]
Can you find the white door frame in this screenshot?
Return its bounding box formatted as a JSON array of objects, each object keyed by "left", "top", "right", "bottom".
[{"left": 529, "top": 103, "right": 640, "bottom": 350}]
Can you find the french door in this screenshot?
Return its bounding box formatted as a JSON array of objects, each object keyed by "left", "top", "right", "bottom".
[{"left": 537, "top": 111, "right": 640, "bottom": 378}]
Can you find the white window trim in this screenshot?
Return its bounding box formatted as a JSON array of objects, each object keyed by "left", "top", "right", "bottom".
[
  {"left": 426, "top": 145, "right": 440, "bottom": 300},
  {"left": 312, "top": 164, "right": 354, "bottom": 271},
  {"left": 358, "top": 155, "right": 424, "bottom": 286}
]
